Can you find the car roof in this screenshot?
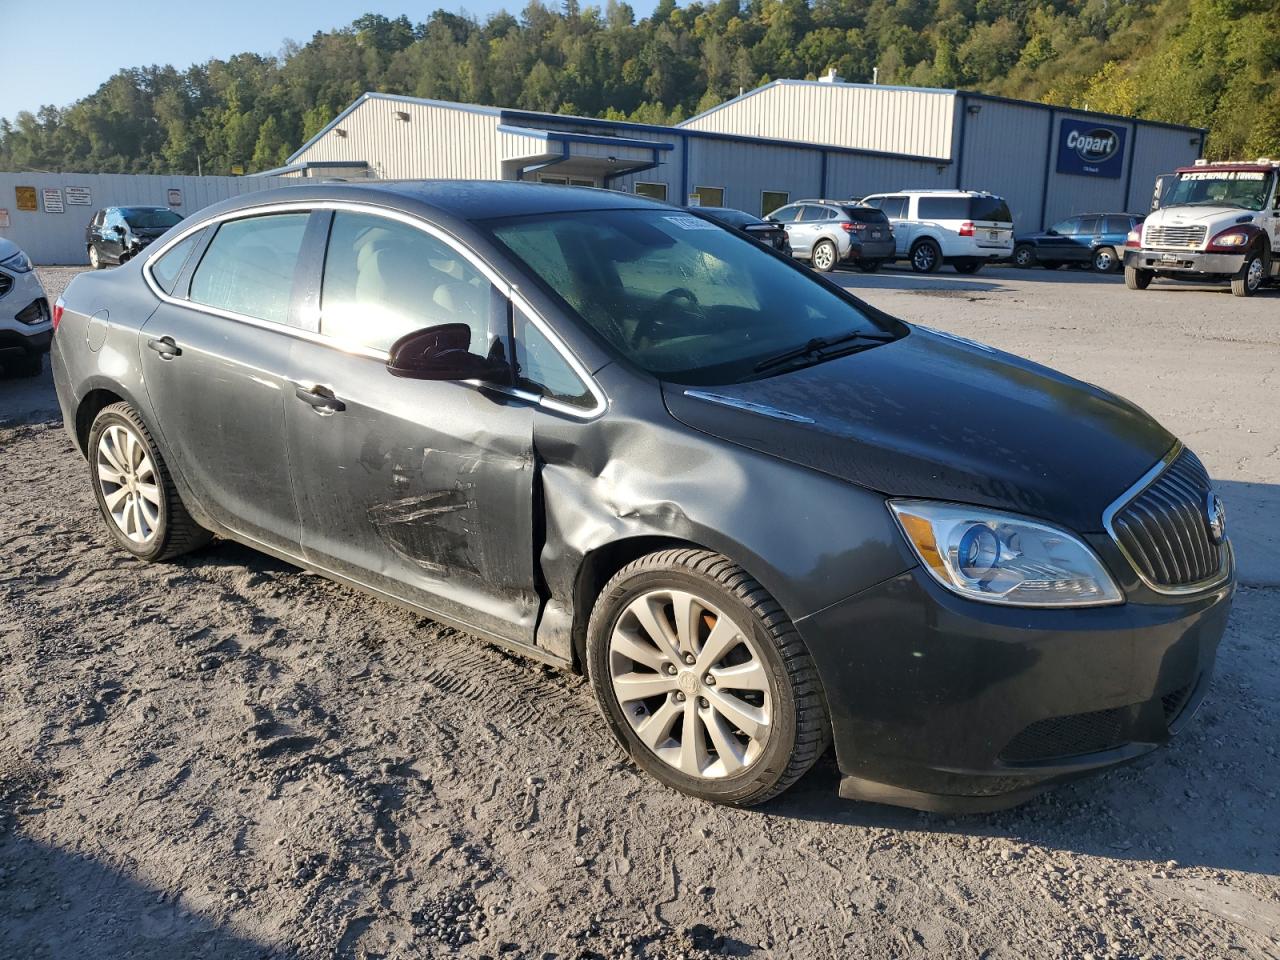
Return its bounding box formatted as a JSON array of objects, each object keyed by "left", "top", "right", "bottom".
[{"left": 200, "top": 180, "right": 664, "bottom": 223}]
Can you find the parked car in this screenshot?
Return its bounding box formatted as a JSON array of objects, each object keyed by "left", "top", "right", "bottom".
[
  {"left": 766, "top": 200, "right": 894, "bottom": 272},
  {"left": 86, "top": 206, "right": 185, "bottom": 269},
  {"left": 1013, "top": 214, "right": 1144, "bottom": 272},
  {"left": 695, "top": 207, "right": 791, "bottom": 255},
  {"left": 52, "top": 181, "right": 1233, "bottom": 812},
  {"left": 0, "top": 237, "right": 51, "bottom": 378},
  {"left": 859, "top": 190, "right": 1014, "bottom": 273}
]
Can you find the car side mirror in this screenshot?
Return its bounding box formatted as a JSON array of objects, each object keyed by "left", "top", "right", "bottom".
[
  {"left": 386, "top": 323, "right": 511, "bottom": 384},
  {"left": 113, "top": 225, "right": 126, "bottom": 236}
]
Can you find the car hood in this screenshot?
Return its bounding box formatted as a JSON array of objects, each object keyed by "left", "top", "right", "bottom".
[
  {"left": 0, "top": 236, "right": 21, "bottom": 260},
  {"left": 662, "top": 327, "right": 1174, "bottom": 533},
  {"left": 1151, "top": 205, "right": 1256, "bottom": 225}
]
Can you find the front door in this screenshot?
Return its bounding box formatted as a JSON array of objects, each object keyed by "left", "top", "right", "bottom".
[
  {"left": 138, "top": 210, "right": 311, "bottom": 551},
  {"left": 284, "top": 209, "right": 540, "bottom": 644}
]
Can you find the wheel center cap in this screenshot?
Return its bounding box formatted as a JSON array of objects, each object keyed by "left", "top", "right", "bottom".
[{"left": 677, "top": 671, "right": 700, "bottom": 696}]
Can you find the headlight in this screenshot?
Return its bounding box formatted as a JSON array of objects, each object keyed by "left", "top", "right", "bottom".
[
  {"left": 1209, "top": 230, "right": 1249, "bottom": 248},
  {"left": 0, "top": 250, "right": 32, "bottom": 273},
  {"left": 889, "top": 500, "right": 1123, "bottom": 607}
]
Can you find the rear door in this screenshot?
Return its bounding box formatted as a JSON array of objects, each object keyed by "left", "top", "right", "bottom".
[
  {"left": 283, "top": 208, "right": 541, "bottom": 645},
  {"left": 1072, "top": 216, "right": 1101, "bottom": 260},
  {"left": 139, "top": 210, "right": 310, "bottom": 552}
]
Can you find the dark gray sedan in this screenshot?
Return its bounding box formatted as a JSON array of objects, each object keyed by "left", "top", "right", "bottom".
[{"left": 50, "top": 182, "right": 1233, "bottom": 811}]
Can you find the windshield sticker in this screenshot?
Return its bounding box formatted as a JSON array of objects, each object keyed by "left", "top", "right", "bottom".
[
  {"left": 1182, "top": 171, "right": 1266, "bottom": 181},
  {"left": 664, "top": 215, "right": 719, "bottom": 231}
]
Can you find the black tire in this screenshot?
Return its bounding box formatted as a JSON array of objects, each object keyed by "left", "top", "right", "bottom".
[
  {"left": 1231, "top": 250, "right": 1265, "bottom": 298},
  {"left": 1092, "top": 246, "right": 1120, "bottom": 273},
  {"left": 4, "top": 351, "right": 44, "bottom": 378},
  {"left": 811, "top": 239, "right": 838, "bottom": 273},
  {"left": 910, "top": 238, "right": 942, "bottom": 273},
  {"left": 953, "top": 261, "right": 983, "bottom": 275},
  {"left": 1012, "top": 244, "right": 1036, "bottom": 268},
  {"left": 586, "top": 548, "right": 831, "bottom": 807},
  {"left": 1125, "top": 265, "right": 1152, "bottom": 290},
  {"left": 856, "top": 260, "right": 882, "bottom": 273},
  {"left": 87, "top": 402, "right": 211, "bottom": 562}
]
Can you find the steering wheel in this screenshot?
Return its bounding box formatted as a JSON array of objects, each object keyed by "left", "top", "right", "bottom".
[{"left": 631, "top": 287, "right": 705, "bottom": 348}]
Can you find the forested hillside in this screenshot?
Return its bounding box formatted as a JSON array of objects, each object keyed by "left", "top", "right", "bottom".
[{"left": 1, "top": 0, "right": 1276, "bottom": 176}]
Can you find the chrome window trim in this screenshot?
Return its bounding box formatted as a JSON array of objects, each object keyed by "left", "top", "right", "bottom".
[
  {"left": 142, "top": 198, "right": 608, "bottom": 420},
  {"left": 1101, "top": 441, "right": 1233, "bottom": 596}
]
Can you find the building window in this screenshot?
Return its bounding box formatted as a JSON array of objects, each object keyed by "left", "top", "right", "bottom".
[
  {"left": 568, "top": 178, "right": 595, "bottom": 188},
  {"left": 634, "top": 182, "right": 668, "bottom": 202},
  {"left": 691, "top": 186, "right": 724, "bottom": 207},
  {"left": 538, "top": 175, "right": 568, "bottom": 185},
  {"left": 761, "top": 191, "right": 789, "bottom": 217}
]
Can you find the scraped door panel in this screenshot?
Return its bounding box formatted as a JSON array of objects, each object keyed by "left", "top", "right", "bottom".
[{"left": 285, "top": 344, "right": 539, "bottom": 644}]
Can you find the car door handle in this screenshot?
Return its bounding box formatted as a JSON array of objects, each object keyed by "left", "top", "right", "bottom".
[
  {"left": 146, "top": 336, "right": 181, "bottom": 359},
  {"left": 294, "top": 384, "right": 346, "bottom": 414}
]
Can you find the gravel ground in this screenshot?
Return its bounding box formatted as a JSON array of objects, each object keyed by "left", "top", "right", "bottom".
[{"left": 2, "top": 265, "right": 1278, "bottom": 959}]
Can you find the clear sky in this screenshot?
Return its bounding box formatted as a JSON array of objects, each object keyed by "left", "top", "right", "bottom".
[{"left": 1, "top": 0, "right": 647, "bottom": 123}]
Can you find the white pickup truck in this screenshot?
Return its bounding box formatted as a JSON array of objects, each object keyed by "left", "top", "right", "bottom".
[{"left": 1124, "top": 158, "right": 1279, "bottom": 297}]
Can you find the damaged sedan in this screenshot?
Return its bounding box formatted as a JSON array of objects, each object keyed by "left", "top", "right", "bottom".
[{"left": 50, "top": 182, "right": 1233, "bottom": 811}]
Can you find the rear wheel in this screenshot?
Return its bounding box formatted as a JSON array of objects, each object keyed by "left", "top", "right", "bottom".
[
  {"left": 1125, "top": 265, "right": 1153, "bottom": 290},
  {"left": 1092, "top": 246, "right": 1119, "bottom": 273},
  {"left": 587, "top": 548, "right": 830, "bottom": 806},
  {"left": 856, "top": 259, "right": 882, "bottom": 273},
  {"left": 811, "top": 240, "right": 838, "bottom": 273},
  {"left": 910, "top": 238, "right": 942, "bottom": 273},
  {"left": 88, "top": 403, "right": 211, "bottom": 562},
  {"left": 1012, "top": 244, "right": 1036, "bottom": 268},
  {"left": 1231, "top": 250, "right": 1266, "bottom": 297},
  {"left": 88, "top": 245, "right": 102, "bottom": 269}
]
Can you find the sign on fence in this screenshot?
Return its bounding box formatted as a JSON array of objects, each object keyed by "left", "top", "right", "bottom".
[{"left": 42, "top": 188, "right": 65, "bottom": 213}]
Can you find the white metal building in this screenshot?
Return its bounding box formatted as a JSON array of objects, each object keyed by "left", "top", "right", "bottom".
[{"left": 279, "top": 79, "right": 1206, "bottom": 231}]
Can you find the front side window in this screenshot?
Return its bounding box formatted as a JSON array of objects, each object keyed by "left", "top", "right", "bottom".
[
  {"left": 190, "top": 213, "right": 308, "bottom": 325},
  {"left": 123, "top": 208, "right": 184, "bottom": 230},
  {"left": 487, "top": 208, "right": 893, "bottom": 385},
  {"left": 769, "top": 205, "right": 801, "bottom": 223},
  {"left": 1077, "top": 216, "right": 1101, "bottom": 235},
  {"left": 1050, "top": 218, "right": 1080, "bottom": 236},
  {"left": 513, "top": 306, "right": 594, "bottom": 409},
  {"left": 321, "top": 211, "right": 495, "bottom": 354},
  {"left": 149, "top": 231, "right": 202, "bottom": 295}
]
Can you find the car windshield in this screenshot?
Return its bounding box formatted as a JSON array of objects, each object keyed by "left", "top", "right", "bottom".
[
  {"left": 487, "top": 208, "right": 894, "bottom": 385},
  {"left": 1166, "top": 171, "right": 1275, "bottom": 211},
  {"left": 123, "top": 208, "right": 183, "bottom": 229}
]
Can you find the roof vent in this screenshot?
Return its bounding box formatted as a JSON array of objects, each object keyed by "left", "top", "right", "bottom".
[{"left": 819, "top": 68, "right": 843, "bottom": 84}]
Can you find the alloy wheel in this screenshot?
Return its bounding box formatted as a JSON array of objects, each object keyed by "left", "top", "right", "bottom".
[
  {"left": 912, "top": 243, "right": 938, "bottom": 272},
  {"left": 608, "top": 588, "right": 772, "bottom": 779},
  {"left": 1014, "top": 246, "right": 1034, "bottom": 267},
  {"left": 89, "top": 246, "right": 100, "bottom": 269},
  {"left": 812, "top": 242, "right": 835, "bottom": 272},
  {"left": 1247, "top": 256, "right": 1264, "bottom": 291},
  {"left": 96, "top": 424, "right": 161, "bottom": 544},
  {"left": 1093, "top": 249, "right": 1114, "bottom": 271}
]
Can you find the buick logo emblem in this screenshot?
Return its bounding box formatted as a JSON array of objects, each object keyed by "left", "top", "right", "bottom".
[
  {"left": 1204, "top": 491, "right": 1226, "bottom": 544},
  {"left": 1067, "top": 128, "right": 1120, "bottom": 164}
]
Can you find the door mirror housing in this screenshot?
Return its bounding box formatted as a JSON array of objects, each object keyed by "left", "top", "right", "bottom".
[
  {"left": 744, "top": 222, "right": 779, "bottom": 236},
  {"left": 113, "top": 225, "right": 127, "bottom": 237},
  {"left": 386, "top": 323, "right": 511, "bottom": 384}
]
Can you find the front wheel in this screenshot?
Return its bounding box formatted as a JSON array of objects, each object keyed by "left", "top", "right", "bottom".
[
  {"left": 587, "top": 549, "right": 830, "bottom": 806},
  {"left": 1231, "top": 251, "right": 1266, "bottom": 297},
  {"left": 811, "top": 240, "right": 837, "bottom": 273},
  {"left": 88, "top": 245, "right": 102, "bottom": 269},
  {"left": 1092, "top": 246, "right": 1120, "bottom": 273},
  {"left": 88, "top": 403, "right": 211, "bottom": 562},
  {"left": 1125, "top": 265, "right": 1153, "bottom": 290},
  {"left": 910, "top": 239, "right": 942, "bottom": 273}
]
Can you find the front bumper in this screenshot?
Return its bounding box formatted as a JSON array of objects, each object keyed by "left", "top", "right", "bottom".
[
  {"left": 0, "top": 327, "right": 52, "bottom": 356},
  {"left": 795, "top": 562, "right": 1233, "bottom": 812},
  {"left": 1125, "top": 248, "right": 1245, "bottom": 275}
]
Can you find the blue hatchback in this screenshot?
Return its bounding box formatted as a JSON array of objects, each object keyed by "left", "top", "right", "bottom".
[{"left": 1013, "top": 213, "right": 1143, "bottom": 273}]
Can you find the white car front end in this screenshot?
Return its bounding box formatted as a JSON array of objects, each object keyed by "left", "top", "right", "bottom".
[{"left": 0, "top": 238, "right": 52, "bottom": 374}]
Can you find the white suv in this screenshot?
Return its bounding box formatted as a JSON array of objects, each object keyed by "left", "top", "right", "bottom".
[
  {"left": 858, "top": 190, "right": 1014, "bottom": 273},
  {"left": 0, "top": 238, "right": 51, "bottom": 378}
]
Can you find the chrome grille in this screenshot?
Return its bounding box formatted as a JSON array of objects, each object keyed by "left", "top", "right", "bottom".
[
  {"left": 1144, "top": 224, "right": 1207, "bottom": 249},
  {"left": 1109, "top": 448, "right": 1225, "bottom": 590},
  {"left": 0, "top": 272, "right": 12, "bottom": 298}
]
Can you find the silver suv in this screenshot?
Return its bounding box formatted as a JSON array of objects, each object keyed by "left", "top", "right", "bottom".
[
  {"left": 858, "top": 190, "right": 1014, "bottom": 274},
  {"left": 767, "top": 200, "right": 895, "bottom": 273}
]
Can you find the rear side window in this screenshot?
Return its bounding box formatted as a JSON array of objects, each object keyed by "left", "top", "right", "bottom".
[
  {"left": 1077, "top": 216, "right": 1101, "bottom": 235},
  {"left": 1104, "top": 215, "right": 1132, "bottom": 234},
  {"left": 917, "top": 196, "right": 970, "bottom": 221},
  {"left": 149, "top": 231, "right": 202, "bottom": 295},
  {"left": 321, "top": 210, "right": 496, "bottom": 354},
  {"left": 969, "top": 196, "right": 1012, "bottom": 223},
  {"left": 190, "top": 213, "right": 308, "bottom": 325}
]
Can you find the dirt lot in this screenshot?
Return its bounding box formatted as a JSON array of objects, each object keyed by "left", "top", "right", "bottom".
[{"left": 2, "top": 265, "right": 1278, "bottom": 960}]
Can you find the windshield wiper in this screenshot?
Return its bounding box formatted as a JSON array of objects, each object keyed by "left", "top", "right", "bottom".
[{"left": 753, "top": 330, "right": 895, "bottom": 373}]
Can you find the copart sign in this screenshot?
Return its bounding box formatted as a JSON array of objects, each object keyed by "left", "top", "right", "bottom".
[{"left": 1056, "top": 118, "right": 1127, "bottom": 179}]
